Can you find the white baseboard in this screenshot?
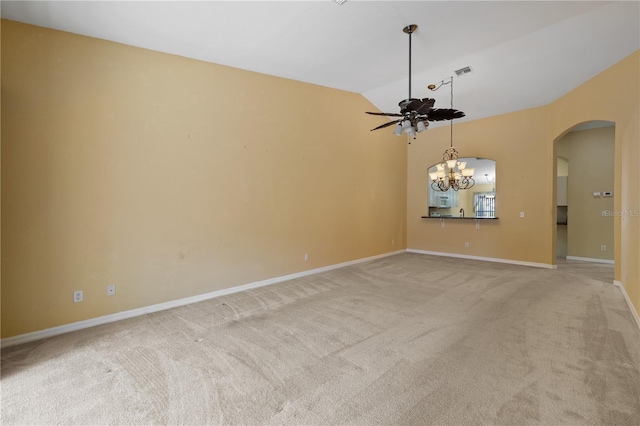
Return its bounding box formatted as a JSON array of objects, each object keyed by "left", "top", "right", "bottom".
[
  {"left": 614, "top": 280, "right": 640, "bottom": 331},
  {"left": 407, "top": 249, "right": 556, "bottom": 269},
  {"left": 1, "top": 250, "right": 406, "bottom": 348},
  {"left": 566, "top": 256, "right": 615, "bottom": 265}
]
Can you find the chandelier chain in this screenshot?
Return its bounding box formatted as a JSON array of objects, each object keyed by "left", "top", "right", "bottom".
[
  {"left": 450, "top": 77, "right": 454, "bottom": 149},
  {"left": 428, "top": 75, "right": 475, "bottom": 192}
]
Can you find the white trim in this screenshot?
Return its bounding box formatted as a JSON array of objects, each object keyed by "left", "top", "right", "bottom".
[
  {"left": 566, "top": 256, "right": 615, "bottom": 264},
  {"left": 1, "top": 250, "right": 406, "bottom": 348},
  {"left": 407, "top": 249, "right": 556, "bottom": 269},
  {"left": 614, "top": 280, "right": 640, "bottom": 331}
]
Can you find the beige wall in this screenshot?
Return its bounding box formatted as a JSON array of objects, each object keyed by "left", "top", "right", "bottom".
[
  {"left": 557, "top": 157, "right": 569, "bottom": 177},
  {"left": 550, "top": 51, "right": 639, "bottom": 315},
  {"left": 557, "top": 127, "right": 614, "bottom": 261},
  {"left": 0, "top": 18, "right": 3, "bottom": 318},
  {"left": 408, "top": 106, "right": 551, "bottom": 263},
  {"left": 2, "top": 20, "right": 638, "bottom": 338},
  {"left": 409, "top": 50, "right": 639, "bottom": 315},
  {"left": 0, "top": 21, "right": 408, "bottom": 338}
]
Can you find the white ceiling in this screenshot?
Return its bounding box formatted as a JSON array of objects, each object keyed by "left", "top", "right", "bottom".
[{"left": 2, "top": 1, "right": 639, "bottom": 128}]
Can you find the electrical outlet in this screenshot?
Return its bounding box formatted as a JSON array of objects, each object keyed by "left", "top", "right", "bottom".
[
  {"left": 601, "top": 245, "right": 607, "bottom": 251},
  {"left": 464, "top": 242, "right": 469, "bottom": 247},
  {"left": 107, "top": 285, "right": 116, "bottom": 296},
  {"left": 520, "top": 212, "right": 525, "bottom": 218},
  {"left": 74, "top": 290, "right": 83, "bottom": 303},
  {"left": 304, "top": 253, "right": 309, "bottom": 261}
]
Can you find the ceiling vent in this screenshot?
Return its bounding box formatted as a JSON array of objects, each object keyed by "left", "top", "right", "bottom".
[{"left": 455, "top": 66, "right": 473, "bottom": 77}]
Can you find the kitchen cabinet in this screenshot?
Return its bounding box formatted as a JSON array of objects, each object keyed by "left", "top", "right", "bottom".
[{"left": 429, "top": 188, "right": 458, "bottom": 208}]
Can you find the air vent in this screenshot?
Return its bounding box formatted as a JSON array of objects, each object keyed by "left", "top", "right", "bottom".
[
  {"left": 335, "top": 0, "right": 347, "bottom": 4},
  {"left": 455, "top": 66, "right": 473, "bottom": 77}
]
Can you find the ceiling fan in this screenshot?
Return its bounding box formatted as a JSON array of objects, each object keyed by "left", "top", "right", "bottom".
[{"left": 366, "top": 25, "right": 465, "bottom": 138}]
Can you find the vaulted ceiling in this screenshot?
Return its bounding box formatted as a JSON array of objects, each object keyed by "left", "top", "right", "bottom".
[{"left": 2, "top": 1, "right": 639, "bottom": 128}]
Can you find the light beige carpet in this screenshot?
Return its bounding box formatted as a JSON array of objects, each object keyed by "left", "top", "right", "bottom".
[{"left": 2, "top": 253, "right": 639, "bottom": 425}]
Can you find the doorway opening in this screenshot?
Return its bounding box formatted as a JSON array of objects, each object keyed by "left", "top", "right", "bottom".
[{"left": 554, "top": 120, "right": 615, "bottom": 265}]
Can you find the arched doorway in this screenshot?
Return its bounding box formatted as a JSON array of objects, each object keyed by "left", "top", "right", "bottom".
[{"left": 553, "top": 120, "right": 615, "bottom": 266}]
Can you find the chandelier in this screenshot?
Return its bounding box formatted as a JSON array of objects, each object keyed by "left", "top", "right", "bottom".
[
  {"left": 428, "top": 77, "right": 474, "bottom": 192},
  {"left": 430, "top": 147, "right": 475, "bottom": 191}
]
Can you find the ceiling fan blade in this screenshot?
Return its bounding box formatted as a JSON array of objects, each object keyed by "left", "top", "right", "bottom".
[
  {"left": 400, "top": 98, "right": 436, "bottom": 115},
  {"left": 414, "top": 98, "right": 436, "bottom": 114},
  {"left": 370, "top": 119, "right": 402, "bottom": 131},
  {"left": 407, "top": 98, "right": 435, "bottom": 112},
  {"left": 366, "top": 111, "right": 404, "bottom": 117},
  {"left": 426, "top": 108, "right": 466, "bottom": 121}
]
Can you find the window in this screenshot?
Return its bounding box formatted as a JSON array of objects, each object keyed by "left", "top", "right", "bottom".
[{"left": 474, "top": 192, "right": 496, "bottom": 218}]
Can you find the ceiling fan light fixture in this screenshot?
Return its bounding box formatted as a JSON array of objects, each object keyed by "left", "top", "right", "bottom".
[
  {"left": 393, "top": 123, "right": 403, "bottom": 136},
  {"left": 416, "top": 121, "right": 427, "bottom": 133}
]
